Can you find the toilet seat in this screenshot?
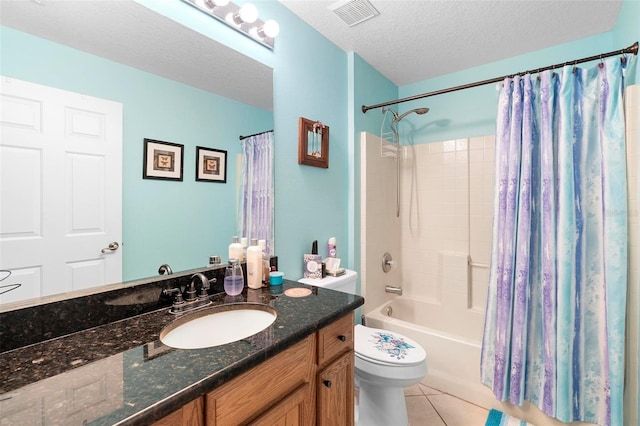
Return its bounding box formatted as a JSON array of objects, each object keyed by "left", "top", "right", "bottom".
[{"left": 354, "top": 324, "right": 426, "bottom": 367}]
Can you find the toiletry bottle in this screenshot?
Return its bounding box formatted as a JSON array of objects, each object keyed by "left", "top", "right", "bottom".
[
  {"left": 224, "top": 259, "right": 244, "bottom": 296},
  {"left": 259, "top": 239, "right": 270, "bottom": 286},
  {"left": 241, "top": 237, "right": 248, "bottom": 262},
  {"left": 328, "top": 237, "right": 337, "bottom": 258},
  {"left": 246, "top": 238, "right": 262, "bottom": 289},
  {"left": 228, "top": 236, "right": 242, "bottom": 262}
]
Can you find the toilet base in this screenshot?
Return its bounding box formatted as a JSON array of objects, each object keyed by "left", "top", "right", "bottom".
[{"left": 355, "top": 378, "right": 408, "bottom": 426}]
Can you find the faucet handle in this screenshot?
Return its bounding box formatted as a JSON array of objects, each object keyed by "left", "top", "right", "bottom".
[{"left": 162, "top": 287, "right": 184, "bottom": 305}]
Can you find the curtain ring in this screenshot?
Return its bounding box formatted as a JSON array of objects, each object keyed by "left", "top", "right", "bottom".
[{"left": 598, "top": 54, "right": 604, "bottom": 69}]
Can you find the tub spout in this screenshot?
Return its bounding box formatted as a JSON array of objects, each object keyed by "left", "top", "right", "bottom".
[{"left": 385, "top": 285, "right": 402, "bottom": 296}]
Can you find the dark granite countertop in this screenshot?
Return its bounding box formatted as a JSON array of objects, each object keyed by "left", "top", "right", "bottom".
[{"left": 0, "top": 280, "right": 364, "bottom": 425}]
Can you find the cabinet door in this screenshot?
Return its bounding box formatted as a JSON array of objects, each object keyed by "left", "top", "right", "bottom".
[
  {"left": 206, "top": 336, "right": 315, "bottom": 425},
  {"left": 248, "top": 383, "right": 309, "bottom": 426},
  {"left": 152, "top": 397, "right": 204, "bottom": 426},
  {"left": 317, "top": 351, "right": 354, "bottom": 426}
]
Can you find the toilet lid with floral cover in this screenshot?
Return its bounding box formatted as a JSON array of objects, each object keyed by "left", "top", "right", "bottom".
[{"left": 355, "top": 324, "right": 426, "bottom": 365}]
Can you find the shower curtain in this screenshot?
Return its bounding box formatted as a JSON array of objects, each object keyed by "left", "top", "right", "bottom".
[
  {"left": 480, "top": 56, "right": 630, "bottom": 426},
  {"left": 239, "top": 131, "right": 275, "bottom": 254}
]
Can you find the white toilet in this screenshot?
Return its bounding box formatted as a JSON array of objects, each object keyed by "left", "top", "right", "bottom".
[{"left": 298, "top": 270, "right": 427, "bottom": 426}]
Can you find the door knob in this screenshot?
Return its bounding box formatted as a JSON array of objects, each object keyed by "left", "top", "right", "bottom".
[{"left": 101, "top": 242, "right": 119, "bottom": 253}]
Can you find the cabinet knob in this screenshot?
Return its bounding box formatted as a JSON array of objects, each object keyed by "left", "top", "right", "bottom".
[
  {"left": 323, "top": 380, "right": 332, "bottom": 388},
  {"left": 337, "top": 335, "right": 346, "bottom": 342}
]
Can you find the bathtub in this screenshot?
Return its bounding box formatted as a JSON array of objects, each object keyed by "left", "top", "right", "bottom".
[{"left": 363, "top": 298, "right": 496, "bottom": 409}]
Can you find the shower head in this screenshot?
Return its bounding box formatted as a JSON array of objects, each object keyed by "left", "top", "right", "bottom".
[
  {"left": 382, "top": 106, "right": 429, "bottom": 124},
  {"left": 394, "top": 107, "right": 429, "bottom": 123}
]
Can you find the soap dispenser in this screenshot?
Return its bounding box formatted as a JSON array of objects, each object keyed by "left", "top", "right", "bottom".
[
  {"left": 224, "top": 259, "right": 244, "bottom": 296},
  {"left": 246, "top": 238, "right": 262, "bottom": 289}
]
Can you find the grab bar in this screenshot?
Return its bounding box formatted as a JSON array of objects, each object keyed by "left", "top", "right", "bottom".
[{"left": 468, "top": 257, "right": 489, "bottom": 269}]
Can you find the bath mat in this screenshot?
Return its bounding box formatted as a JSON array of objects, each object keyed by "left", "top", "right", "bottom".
[{"left": 485, "top": 409, "right": 533, "bottom": 426}]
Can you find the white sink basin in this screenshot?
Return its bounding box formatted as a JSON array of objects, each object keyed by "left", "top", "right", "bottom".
[{"left": 160, "top": 303, "right": 277, "bottom": 349}]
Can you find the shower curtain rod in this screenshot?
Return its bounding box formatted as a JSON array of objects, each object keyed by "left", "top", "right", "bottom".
[
  {"left": 361, "top": 41, "right": 638, "bottom": 113},
  {"left": 239, "top": 129, "right": 273, "bottom": 140}
]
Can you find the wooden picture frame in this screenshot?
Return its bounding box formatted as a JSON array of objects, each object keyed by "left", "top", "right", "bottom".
[
  {"left": 196, "top": 146, "right": 227, "bottom": 183},
  {"left": 143, "top": 138, "right": 184, "bottom": 181},
  {"left": 298, "top": 117, "right": 329, "bottom": 168}
]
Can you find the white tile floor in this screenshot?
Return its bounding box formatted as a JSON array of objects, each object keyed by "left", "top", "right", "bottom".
[{"left": 404, "top": 383, "right": 489, "bottom": 426}]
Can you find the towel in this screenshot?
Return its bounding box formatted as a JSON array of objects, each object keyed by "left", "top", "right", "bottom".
[{"left": 485, "top": 409, "right": 533, "bottom": 426}]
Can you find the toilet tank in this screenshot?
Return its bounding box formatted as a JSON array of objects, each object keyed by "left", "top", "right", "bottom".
[{"left": 298, "top": 269, "right": 358, "bottom": 294}]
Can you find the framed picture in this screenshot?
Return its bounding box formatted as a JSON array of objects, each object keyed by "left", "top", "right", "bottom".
[
  {"left": 196, "top": 146, "right": 227, "bottom": 183},
  {"left": 298, "top": 117, "right": 329, "bottom": 168},
  {"left": 143, "top": 138, "right": 184, "bottom": 181}
]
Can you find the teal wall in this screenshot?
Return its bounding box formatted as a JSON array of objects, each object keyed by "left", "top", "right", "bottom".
[
  {"left": 145, "top": 0, "right": 354, "bottom": 279},
  {"left": 612, "top": 0, "right": 639, "bottom": 85},
  {"left": 0, "top": 26, "right": 273, "bottom": 281}
]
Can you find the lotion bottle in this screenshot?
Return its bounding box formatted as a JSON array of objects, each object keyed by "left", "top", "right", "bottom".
[
  {"left": 246, "top": 238, "right": 262, "bottom": 289},
  {"left": 228, "top": 236, "right": 243, "bottom": 262},
  {"left": 328, "top": 237, "right": 337, "bottom": 258},
  {"left": 241, "top": 237, "right": 248, "bottom": 262},
  {"left": 259, "top": 239, "right": 270, "bottom": 286}
]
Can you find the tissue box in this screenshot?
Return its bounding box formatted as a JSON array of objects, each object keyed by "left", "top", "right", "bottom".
[{"left": 303, "top": 254, "right": 323, "bottom": 279}]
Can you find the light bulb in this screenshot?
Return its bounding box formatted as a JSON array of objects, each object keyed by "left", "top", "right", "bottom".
[
  {"left": 203, "top": 0, "right": 229, "bottom": 9},
  {"left": 261, "top": 19, "right": 279, "bottom": 38},
  {"left": 238, "top": 3, "right": 258, "bottom": 24}
]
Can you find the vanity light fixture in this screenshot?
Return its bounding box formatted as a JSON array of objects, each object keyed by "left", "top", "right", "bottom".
[
  {"left": 182, "top": 0, "right": 279, "bottom": 49},
  {"left": 250, "top": 19, "right": 280, "bottom": 40},
  {"left": 228, "top": 3, "right": 258, "bottom": 25}
]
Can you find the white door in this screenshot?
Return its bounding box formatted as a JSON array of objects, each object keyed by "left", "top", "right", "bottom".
[{"left": 0, "top": 76, "right": 122, "bottom": 304}]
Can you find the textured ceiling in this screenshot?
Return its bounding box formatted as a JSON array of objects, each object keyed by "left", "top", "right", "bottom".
[
  {"left": 0, "top": 0, "right": 273, "bottom": 111},
  {"left": 279, "top": 0, "right": 624, "bottom": 86},
  {"left": 1, "top": 0, "right": 624, "bottom": 110}
]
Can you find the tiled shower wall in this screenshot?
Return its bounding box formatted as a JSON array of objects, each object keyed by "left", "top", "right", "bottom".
[{"left": 399, "top": 136, "right": 495, "bottom": 316}]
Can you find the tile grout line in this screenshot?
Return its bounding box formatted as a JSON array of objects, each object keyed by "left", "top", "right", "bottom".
[{"left": 425, "top": 395, "right": 449, "bottom": 426}]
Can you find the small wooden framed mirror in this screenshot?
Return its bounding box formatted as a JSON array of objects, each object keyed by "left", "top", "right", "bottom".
[{"left": 298, "top": 117, "right": 329, "bottom": 168}]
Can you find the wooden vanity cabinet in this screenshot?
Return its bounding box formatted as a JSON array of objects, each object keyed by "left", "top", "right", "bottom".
[
  {"left": 153, "top": 312, "right": 355, "bottom": 426},
  {"left": 316, "top": 312, "right": 355, "bottom": 426},
  {"left": 152, "top": 397, "right": 204, "bottom": 426},
  {"left": 206, "top": 335, "right": 316, "bottom": 425}
]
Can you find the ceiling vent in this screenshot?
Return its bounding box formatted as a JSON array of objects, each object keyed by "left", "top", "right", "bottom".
[{"left": 329, "top": 0, "right": 380, "bottom": 27}]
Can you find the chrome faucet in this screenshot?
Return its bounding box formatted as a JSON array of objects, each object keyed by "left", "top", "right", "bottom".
[
  {"left": 163, "top": 273, "right": 214, "bottom": 314},
  {"left": 385, "top": 285, "right": 403, "bottom": 296},
  {"left": 186, "top": 273, "right": 210, "bottom": 302},
  {"left": 158, "top": 264, "right": 173, "bottom": 275}
]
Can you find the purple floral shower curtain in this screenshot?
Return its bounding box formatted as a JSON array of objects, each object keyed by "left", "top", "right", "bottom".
[
  {"left": 239, "top": 131, "right": 274, "bottom": 254},
  {"left": 480, "top": 56, "right": 631, "bottom": 426}
]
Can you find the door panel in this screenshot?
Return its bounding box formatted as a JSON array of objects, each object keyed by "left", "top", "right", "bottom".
[{"left": 0, "top": 76, "right": 122, "bottom": 304}]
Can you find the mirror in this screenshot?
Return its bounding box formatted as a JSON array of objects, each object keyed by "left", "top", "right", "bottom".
[
  {"left": 298, "top": 117, "right": 330, "bottom": 169},
  {"left": 0, "top": 1, "right": 273, "bottom": 306}
]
